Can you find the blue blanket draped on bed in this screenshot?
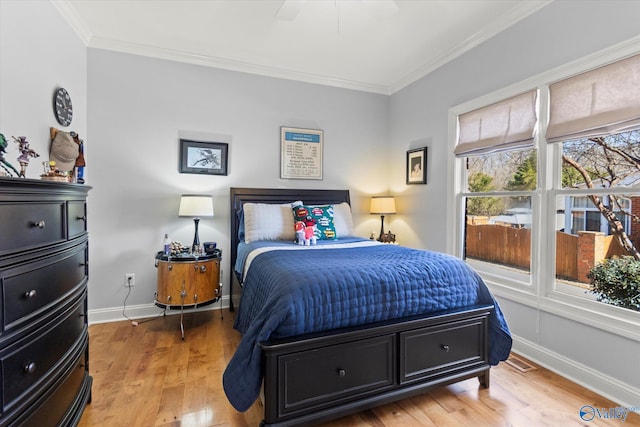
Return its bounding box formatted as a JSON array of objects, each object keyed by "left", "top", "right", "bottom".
[{"left": 223, "top": 241, "right": 512, "bottom": 412}]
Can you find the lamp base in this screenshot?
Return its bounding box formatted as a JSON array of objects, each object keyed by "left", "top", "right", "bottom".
[
  {"left": 192, "top": 218, "right": 201, "bottom": 253},
  {"left": 377, "top": 215, "right": 385, "bottom": 242}
]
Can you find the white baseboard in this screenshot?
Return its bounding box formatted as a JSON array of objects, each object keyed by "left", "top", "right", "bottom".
[
  {"left": 87, "top": 296, "right": 230, "bottom": 325},
  {"left": 512, "top": 335, "right": 640, "bottom": 409}
]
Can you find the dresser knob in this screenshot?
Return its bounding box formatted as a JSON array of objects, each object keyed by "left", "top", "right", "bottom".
[
  {"left": 337, "top": 368, "right": 346, "bottom": 377},
  {"left": 32, "top": 220, "right": 45, "bottom": 229},
  {"left": 441, "top": 345, "right": 450, "bottom": 352},
  {"left": 76, "top": 215, "right": 86, "bottom": 222},
  {"left": 200, "top": 265, "right": 207, "bottom": 273},
  {"left": 24, "top": 290, "right": 37, "bottom": 299},
  {"left": 24, "top": 362, "right": 36, "bottom": 374},
  {"left": 168, "top": 264, "right": 173, "bottom": 271}
]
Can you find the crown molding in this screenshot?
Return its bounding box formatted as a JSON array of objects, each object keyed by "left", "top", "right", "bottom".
[
  {"left": 51, "top": 0, "right": 92, "bottom": 45},
  {"left": 390, "top": 0, "right": 553, "bottom": 94},
  {"left": 52, "top": 0, "right": 552, "bottom": 96},
  {"left": 87, "top": 36, "right": 391, "bottom": 95}
]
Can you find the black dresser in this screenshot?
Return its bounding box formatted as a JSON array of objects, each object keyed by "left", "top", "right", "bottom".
[{"left": 0, "top": 177, "right": 92, "bottom": 426}]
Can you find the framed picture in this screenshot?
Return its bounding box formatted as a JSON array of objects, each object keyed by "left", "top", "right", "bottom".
[
  {"left": 179, "top": 139, "right": 228, "bottom": 175},
  {"left": 280, "top": 126, "right": 323, "bottom": 180},
  {"left": 406, "top": 147, "right": 427, "bottom": 184}
]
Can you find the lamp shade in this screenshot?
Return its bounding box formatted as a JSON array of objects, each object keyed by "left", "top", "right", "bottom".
[
  {"left": 370, "top": 196, "right": 396, "bottom": 214},
  {"left": 179, "top": 195, "right": 214, "bottom": 217}
]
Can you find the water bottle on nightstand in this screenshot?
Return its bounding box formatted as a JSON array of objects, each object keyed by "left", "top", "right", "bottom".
[{"left": 163, "top": 233, "right": 171, "bottom": 257}]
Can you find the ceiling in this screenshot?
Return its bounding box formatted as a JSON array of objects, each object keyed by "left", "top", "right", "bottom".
[{"left": 54, "top": 0, "right": 552, "bottom": 95}]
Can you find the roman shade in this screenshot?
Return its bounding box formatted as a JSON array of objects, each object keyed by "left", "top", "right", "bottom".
[
  {"left": 546, "top": 53, "right": 640, "bottom": 143},
  {"left": 455, "top": 90, "right": 537, "bottom": 157}
]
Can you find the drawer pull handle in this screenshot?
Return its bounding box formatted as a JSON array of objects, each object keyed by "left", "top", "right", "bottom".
[
  {"left": 441, "top": 345, "right": 450, "bottom": 352},
  {"left": 200, "top": 265, "right": 207, "bottom": 273},
  {"left": 24, "top": 362, "right": 36, "bottom": 374},
  {"left": 168, "top": 264, "right": 173, "bottom": 271},
  {"left": 337, "top": 368, "right": 346, "bottom": 377},
  {"left": 24, "top": 290, "right": 37, "bottom": 299},
  {"left": 32, "top": 220, "right": 46, "bottom": 229},
  {"left": 77, "top": 215, "right": 86, "bottom": 222}
]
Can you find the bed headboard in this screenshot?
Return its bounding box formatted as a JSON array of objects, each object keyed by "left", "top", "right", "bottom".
[{"left": 228, "top": 187, "right": 350, "bottom": 311}]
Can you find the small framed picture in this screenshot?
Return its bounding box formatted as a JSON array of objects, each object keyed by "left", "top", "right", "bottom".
[
  {"left": 179, "top": 139, "right": 228, "bottom": 175},
  {"left": 406, "top": 147, "right": 427, "bottom": 184}
]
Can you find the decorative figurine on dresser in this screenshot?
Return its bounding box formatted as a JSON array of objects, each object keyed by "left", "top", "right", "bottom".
[
  {"left": 0, "top": 133, "right": 20, "bottom": 177},
  {"left": 12, "top": 136, "right": 40, "bottom": 178},
  {"left": 0, "top": 177, "right": 92, "bottom": 426}
]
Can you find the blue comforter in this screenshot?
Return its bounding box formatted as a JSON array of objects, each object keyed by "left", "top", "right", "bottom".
[{"left": 223, "top": 240, "right": 512, "bottom": 412}]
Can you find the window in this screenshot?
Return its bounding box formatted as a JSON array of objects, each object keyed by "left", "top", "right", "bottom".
[
  {"left": 451, "top": 51, "right": 640, "bottom": 326},
  {"left": 555, "top": 130, "right": 640, "bottom": 296},
  {"left": 464, "top": 150, "right": 535, "bottom": 280},
  {"left": 455, "top": 91, "right": 538, "bottom": 288}
]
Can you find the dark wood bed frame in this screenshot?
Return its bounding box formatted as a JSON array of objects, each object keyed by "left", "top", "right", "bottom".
[{"left": 229, "top": 187, "right": 492, "bottom": 427}]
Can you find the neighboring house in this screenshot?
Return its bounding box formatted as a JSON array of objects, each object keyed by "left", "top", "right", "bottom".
[
  {"left": 562, "top": 171, "right": 640, "bottom": 246},
  {"left": 563, "top": 195, "right": 632, "bottom": 235},
  {"left": 490, "top": 204, "right": 532, "bottom": 229}
]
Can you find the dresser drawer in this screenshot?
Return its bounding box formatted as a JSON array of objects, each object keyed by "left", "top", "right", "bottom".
[
  {"left": 15, "top": 339, "right": 89, "bottom": 427},
  {"left": 0, "top": 202, "right": 65, "bottom": 254},
  {"left": 1, "top": 297, "right": 86, "bottom": 413},
  {"left": 400, "top": 317, "right": 487, "bottom": 384},
  {"left": 275, "top": 335, "right": 395, "bottom": 417},
  {"left": 67, "top": 201, "right": 87, "bottom": 239},
  {"left": 1, "top": 244, "right": 87, "bottom": 333}
]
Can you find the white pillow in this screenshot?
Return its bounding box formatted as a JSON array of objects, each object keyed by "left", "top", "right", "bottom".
[
  {"left": 243, "top": 201, "right": 302, "bottom": 243},
  {"left": 333, "top": 202, "right": 354, "bottom": 237}
]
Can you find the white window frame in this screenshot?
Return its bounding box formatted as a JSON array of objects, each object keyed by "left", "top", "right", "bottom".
[{"left": 447, "top": 36, "right": 640, "bottom": 342}]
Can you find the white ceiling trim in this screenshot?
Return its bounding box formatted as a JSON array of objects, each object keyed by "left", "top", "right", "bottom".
[
  {"left": 87, "top": 35, "right": 391, "bottom": 95},
  {"left": 390, "top": 1, "right": 553, "bottom": 94},
  {"left": 52, "top": 0, "right": 552, "bottom": 96},
  {"left": 51, "top": 0, "right": 92, "bottom": 45}
]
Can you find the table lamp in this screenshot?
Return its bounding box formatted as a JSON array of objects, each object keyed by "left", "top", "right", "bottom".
[
  {"left": 179, "top": 194, "right": 214, "bottom": 253},
  {"left": 370, "top": 196, "right": 396, "bottom": 242}
]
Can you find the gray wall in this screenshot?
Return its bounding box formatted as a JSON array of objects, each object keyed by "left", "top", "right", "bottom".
[
  {"left": 0, "top": 1, "right": 87, "bottom": 175},
  {"left": 86, "top": 49, "right": 390, "bottom": 312},
  {"left": 389, "top": 0, "right": 640, "bottom": 407}
]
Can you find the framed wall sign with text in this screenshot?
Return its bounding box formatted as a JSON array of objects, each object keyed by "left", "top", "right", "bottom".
[{"left": 280, "top": 126, "right": 323, "bottom": 180}]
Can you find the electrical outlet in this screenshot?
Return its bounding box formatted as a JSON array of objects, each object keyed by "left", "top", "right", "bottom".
[{"left": 125, "top": 273, "right": 135, "bottom": 287}]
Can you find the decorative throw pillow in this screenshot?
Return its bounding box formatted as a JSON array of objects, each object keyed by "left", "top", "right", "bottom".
[
  {"left": 292, "top": 204, "right": 337, "bottom": 240},
  {"left": 243, "top": 201, "right": 302, "bottom": 242}
]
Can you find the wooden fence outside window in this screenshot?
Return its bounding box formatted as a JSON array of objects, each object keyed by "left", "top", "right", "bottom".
[{"left": 465, "top": 223, "right": 628, "bottom": 284}]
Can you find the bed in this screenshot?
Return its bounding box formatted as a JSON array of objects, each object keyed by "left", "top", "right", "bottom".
[{"left": 223, "top": 187, "right": 512, "bottom": 426}]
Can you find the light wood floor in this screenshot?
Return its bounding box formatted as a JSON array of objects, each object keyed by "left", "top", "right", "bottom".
[{"left": 78, "top": 308, "right": 638, "bottom": 427}]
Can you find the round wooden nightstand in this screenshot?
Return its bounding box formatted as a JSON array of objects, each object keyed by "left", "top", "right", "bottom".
[{"left": 154, "top": 250, "right": 222, "bottom": 339}]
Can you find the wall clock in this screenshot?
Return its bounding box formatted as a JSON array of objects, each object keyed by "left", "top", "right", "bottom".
[{"left": 53, "top": 87, "right": 73, "bottom": 127}]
